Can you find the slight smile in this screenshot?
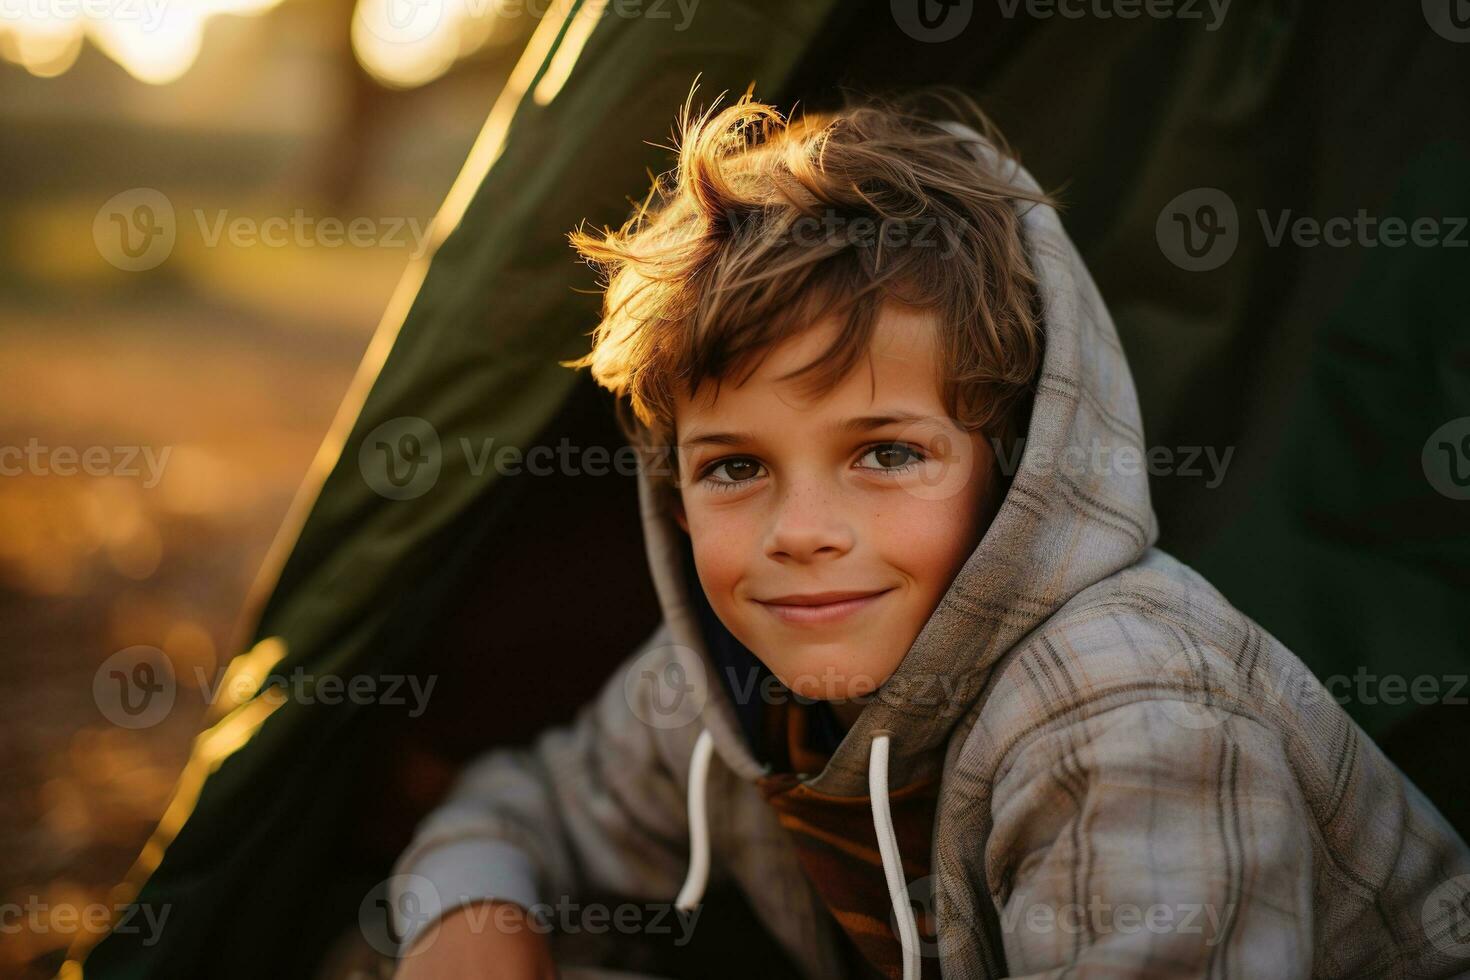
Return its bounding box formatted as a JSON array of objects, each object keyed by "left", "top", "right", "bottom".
[{"left": 754, "top": 588, "right": 895, "bottom": 625}]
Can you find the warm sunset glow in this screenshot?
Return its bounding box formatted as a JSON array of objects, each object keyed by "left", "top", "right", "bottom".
[
  {"left": 2, "top": 0, "right": 541, "bottom": 88},
  {"left": 349, "top": 0, "right": 518, "bottom": 89},
  {"left": 0, "top": 0, "right": 285, "bottom": 84}
]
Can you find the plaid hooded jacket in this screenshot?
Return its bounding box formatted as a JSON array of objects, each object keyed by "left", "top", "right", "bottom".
[{"left": 389, "top": 124, "right": 1470, "bottom": 978}]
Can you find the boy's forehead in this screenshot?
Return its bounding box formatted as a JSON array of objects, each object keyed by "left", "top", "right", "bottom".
[{"left": 672, "top": 304, "right": 946, "bottom": 435}]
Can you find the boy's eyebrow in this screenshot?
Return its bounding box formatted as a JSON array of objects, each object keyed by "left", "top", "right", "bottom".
[
  {"left": 835, "top": 411, "right": 944, "bottom": 433},
  {"left": 679, "top": 429, "right": 749, "bottom": 448},
  {"left": 679, "top": 411, "right": 944, "bottom": 448}
]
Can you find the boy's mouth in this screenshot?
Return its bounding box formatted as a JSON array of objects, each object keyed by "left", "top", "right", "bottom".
[{"left": 753, "top": 588, "right": 895, "bottom": 625}]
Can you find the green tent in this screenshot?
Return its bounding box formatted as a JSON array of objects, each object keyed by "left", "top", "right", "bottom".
[{"left": 69, "top": 0, "right": 1470, "bottom": 976}]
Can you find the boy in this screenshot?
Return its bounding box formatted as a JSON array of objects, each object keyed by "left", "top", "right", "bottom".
[{"left": 389, "top": 89, "right": 1470, "bottom": 978}]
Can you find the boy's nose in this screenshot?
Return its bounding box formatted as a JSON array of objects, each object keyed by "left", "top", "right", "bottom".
[{"left": 763, "top": 485, "right": 855, "bottom": 563}]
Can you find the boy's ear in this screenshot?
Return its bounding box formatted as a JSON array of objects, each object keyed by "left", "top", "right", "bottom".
[{"left": 673, "top": 495, "right": 689, "bottom": 534}]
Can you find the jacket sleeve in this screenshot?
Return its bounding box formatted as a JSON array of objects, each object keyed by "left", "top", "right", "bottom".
[
  {"left": 387, "top": 626, "right": 703, "bottom": 950},
  {"left": 985, "top": 698, "right": 1315, "bottom": 978}
]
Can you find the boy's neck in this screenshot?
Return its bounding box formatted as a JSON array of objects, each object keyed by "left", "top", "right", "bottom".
[{"left": 828, "top": 698, "right": 866, "bottom": 731}]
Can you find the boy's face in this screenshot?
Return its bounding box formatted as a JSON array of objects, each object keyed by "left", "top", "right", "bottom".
[{"left": 672, "top": 303, "right": 999, "bottom": 715}]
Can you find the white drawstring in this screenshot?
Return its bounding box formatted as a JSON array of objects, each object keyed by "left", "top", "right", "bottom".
[
  {"left": 675, "top": 727, "right": 921, "bottom": 980},
  {"left": 675, "top": 727, "right": 715, "bottom": 912},
  {"left": 870, "top": 732, "right": 920, "bottom": 980}
]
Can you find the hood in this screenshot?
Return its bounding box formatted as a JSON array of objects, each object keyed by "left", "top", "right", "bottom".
[{"left": 635, "top": 119, "right": 1159, "bottom": 798}]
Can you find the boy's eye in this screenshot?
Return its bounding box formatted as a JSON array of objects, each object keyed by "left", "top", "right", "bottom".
[
  {"left": 703, "top": 457, "right": 765, "bottom": 485},
  {"left": 857, "top": 443, "right": 926, "bottom": 470}
]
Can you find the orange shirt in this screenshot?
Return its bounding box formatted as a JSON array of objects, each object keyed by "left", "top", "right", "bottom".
[{"left": 753, "top": 696, "right": 943, "bottom": 980}]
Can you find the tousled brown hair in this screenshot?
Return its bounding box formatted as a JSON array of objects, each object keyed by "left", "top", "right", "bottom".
[{"left": 563, "top": 84, "right": 1053, "bottom": 486}]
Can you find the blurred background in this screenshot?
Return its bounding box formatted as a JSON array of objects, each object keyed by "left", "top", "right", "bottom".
[
  {"left": 3, "top": 1, "right": 1468, "bottom": 977},
  {"left": 0, "top": 4, "right": 537, "bottom": 973}
]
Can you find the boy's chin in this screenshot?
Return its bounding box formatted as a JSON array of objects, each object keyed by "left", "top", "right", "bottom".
[{"left": 770, "top": 659, "right": 894, "bottom": 703}]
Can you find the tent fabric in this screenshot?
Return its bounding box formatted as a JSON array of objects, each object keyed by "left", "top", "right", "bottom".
[
  {"left": 67, "top": 2, "right": 836, "bottom": 977},
  {"left": 72, "top": 0, "right": 1470, "bottom": 976}
]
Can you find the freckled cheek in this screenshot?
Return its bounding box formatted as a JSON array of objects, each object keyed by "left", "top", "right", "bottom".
[
  {"left": 685, "top": 507, "right": 758, "bottom": 602},
  {"left": 871, "top": 495, "right": 982, "bottom": 596}
]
